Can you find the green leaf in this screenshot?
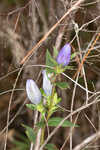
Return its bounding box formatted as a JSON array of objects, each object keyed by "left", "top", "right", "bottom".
[
  {"left": 13, "top": 140, "right": 29, "bottom": 150},
  {"left": 46, "top": 50, "right": 58, "bottom": 67},
  {"left": 64, "top": 66, "right": 74, "bottom": 70},
  {"left": 7, "top": 0, "right": 16, "bottom": 5},
  {"left": 49, "top": 106, "right": 58, "bottom": 114},
  {"left": 36, "top": 103, "right": 46, "bottom": 116},
  {"left": 45, "top": 143, "right": 58, "bottom": 150},
  {"left": 53, "top": 93, "right": 61, "bottom": 105},
  {"left": 55, "top": 65, "right": 64, "bottom": 74},
  {"left": 36, "top": 120, "right": 45, "bottom": 128},
  {"left": 53, "top": 47, "right": 58, "bottom": 59},
  {"left": 40, "top": 88, "right": 47, "bottom": 97},
  {"left": 26, "top": 104, "right": 36, "bottom": 110},
  {"left": 48, "top": 117, "right": 79, "bottom": 127},
  {"left": 46, "top": 67, "right": 56, "bottom": 74},
  {"left": 71, "top": 52, "right": 77, "bottom": 59},
  {"left": 22, "top": 124, "right": 36, "bottom": 143},
  {"left": 56, "top": 82, "right": 70, "bottom": 89},
  {"left": 12, "top": 134, "right": 30, "bottom": 150},
  {"left": 55, "top": 65, "right": 74, "bottom": 74}
]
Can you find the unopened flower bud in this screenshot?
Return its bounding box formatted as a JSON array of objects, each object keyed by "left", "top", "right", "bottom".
[
  {"left": 56, "top": 43, "right": 71, "bottom": 66},
  {"left": 42, "top": 70, "right": 52, "bottom": 96},
  {"left": 26, "top": 79, "right": 42, "bottom": 105}
]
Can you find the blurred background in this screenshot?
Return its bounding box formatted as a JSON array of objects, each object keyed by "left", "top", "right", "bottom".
[{"left": 0, "top": 0, "right": 100, "bottom": 150}]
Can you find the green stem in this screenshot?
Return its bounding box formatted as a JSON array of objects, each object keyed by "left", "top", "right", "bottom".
[
  {"left": 40, "top": 74, "right": 57, "bottom": 145},
  {"left": 40, "top": 86, "right": 55, "bottom": 146},
  {"left": 41, "top": 126, "right": 45, "bottom": 145},
  {"left": 47, "top": 86, "right": 55, "bottom": 120}
]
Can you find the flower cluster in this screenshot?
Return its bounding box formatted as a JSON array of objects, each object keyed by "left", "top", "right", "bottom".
[
  {"left": 26, "top": 70, "right": 52, "bottom": 105},
  {"left": 26, "top": 43, "right": 71, "bottom": 105}
]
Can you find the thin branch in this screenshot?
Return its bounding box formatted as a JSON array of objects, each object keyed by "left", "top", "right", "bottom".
[
  {"left": 73, "top": 131, "right": 100, "bottom": 150},
  {"left": 20, "top": 0, "right": 85, "bottom": 64},
  {"left": 40, "top": 96, "right": 100, "bottom": 150}
]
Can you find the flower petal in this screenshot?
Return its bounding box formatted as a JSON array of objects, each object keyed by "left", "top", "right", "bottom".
[
  {"left": 42, "top": 70, "right": 52, "bottom": 96},
  {"left": 56, "top": 43, "right": 71, "bottom": 66},
  {"left": 26, "top": 79, "right": 41, "bottom": 105}
]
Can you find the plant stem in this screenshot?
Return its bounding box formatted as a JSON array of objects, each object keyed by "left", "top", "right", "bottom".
[
  {"left": 40, "top": 74, "right": 57, "bottom": 145},
  {"left": 40, "top": 86, "right": 56, "bottom": 145}
]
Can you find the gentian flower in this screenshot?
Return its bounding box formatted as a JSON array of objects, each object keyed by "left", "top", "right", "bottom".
[
  {"left": 42, "top": 70, "right": 52, "bottom": 96},
  {"left": 56, "top": 43, "right": 71, "bottom": 66},
  {"left": 26, "top": 79, "right": 42, "bottom": 105}
]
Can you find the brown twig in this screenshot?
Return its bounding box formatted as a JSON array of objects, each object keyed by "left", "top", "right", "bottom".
[
  {"left": 14, "top": 12, "right": 21, "bottom": 32},
  {"left": 74, "top": 33, "right": 100, "bottom": 78},
  {"left": 20, "top": 0, "right": 85, "bottom": 65},
  {"left": 73, "top": 131, "right": 100, "bottom": 150},
  {"left": 0, "top": 0, "right": 31, "bottom": 17},
  {"left": 40, "top": 93, "right": 100, "bottom": 150}
]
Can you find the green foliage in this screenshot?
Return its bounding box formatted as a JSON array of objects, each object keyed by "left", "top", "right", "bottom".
[
  {"left": 46, "top": 50, "right": 58, "bottom": 67},
  {"left": 46, "top": 93, "right": 61, "bottom": 106},
  {"left": 46, "top": 49, "right": 72, "bottom": 74},
  {"left": 53, "top": 47, "right": 58, "bottom": 59},
  {"left": 22, "top": 124, "right": 36, "bottom": 143},
  {"left": 36, "top": 117, "right": 78, "bottom": 128},
  {"left": 56, "top": 82, "right": 70, "bottom": 89},
  {"left": 26, "top": 103, "right": 46, "bottom": 117},
  {"left": 26, "top": 104, "right": 36, "bottom": 110},
  {"left": 55, "top": 65, "right": 73, "bottom": 74},
  {"left": 48, "top": 117, "right": 79, "bottom": 127},
  {"left": 46, "top": 93, "right": 61, "bottom": 117},
  {"left": 40, "top": 88, "right": 47, "bottom": 97},
  {"left": 36, "top": 120, "right": 45, "bottom": 128},
  {"left": 55, "top": 65, "right": 64, "bottom": 74},
  {"left": 53, "top": 93, "right": 61, "bottom": 105},
  {"left": 71, "top": 52, "right": 77, "bottom": 59},
  {"left": 46, "top": 50, "right": 57, "bottom": 73},
  {"left": 24, "top": 46, "right": 73, "bottom": 147},
  {"left": 63, "top": 65, "right": 74, "bottom": 70},
  {"left": 36, "top": 103, "right": 46, "bottom": 116},
  {"left": 6, "top": 0, "right": 16, "bottom": 5},
  {"left": 12, "top": 135, "right": 30, "bottom": 150},
  {"left": 45, "top": 143, "right": 58, "bottom": 150}
]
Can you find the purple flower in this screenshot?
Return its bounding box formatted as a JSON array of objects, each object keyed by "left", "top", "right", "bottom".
[
  {"left": 42, "top": 70, "right": 52, "bottom": 96},
  {"left": 26, "top": 79, "right": 42, "bottom": 105},
  {"left": 56, "top": 43, "right": 71, "bottom": 66}
]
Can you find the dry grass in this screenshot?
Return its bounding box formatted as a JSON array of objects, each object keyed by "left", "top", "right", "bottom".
[{"left": 0, "top": 0, "right": 100, "bottom": 150}]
